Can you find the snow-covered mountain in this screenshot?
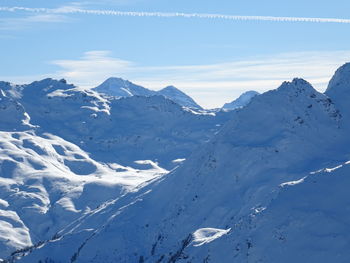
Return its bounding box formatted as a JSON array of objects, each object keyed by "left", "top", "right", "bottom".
[
  {"left": 8, "top": 64, "right": 350, "bottom": 263},
  {"left": 222, "top": 90, "right": 259, "bottom": 110},
  {"left": 0, "top": 76, "right": 238, "bottom": 260},
  {"left": 94, "top": 77, "right": 156, "bottom": 97},
  {"left": 1, "top": 78, "right": 232, "bottom": 169},
  {"left": 158, "top": 86, "right": 202, "bottom": 109},
  {"left": 94, "top": 78, "right": 202, "bottom": 109}
]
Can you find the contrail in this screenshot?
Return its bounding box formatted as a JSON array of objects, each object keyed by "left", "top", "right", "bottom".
[{"left": 1, "top": 6, "right": 350, "bottom": 24}]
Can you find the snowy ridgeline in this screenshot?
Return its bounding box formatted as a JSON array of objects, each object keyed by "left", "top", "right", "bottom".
[
  {"left": 1, "top": 63, "right": 350, "bottom": 262},
  {"left": 94, "top": 77, "right": 203, "bottom": 109}
]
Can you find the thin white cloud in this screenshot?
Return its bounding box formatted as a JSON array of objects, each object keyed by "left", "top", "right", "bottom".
[
  {"left": 52, "top": 51, "right": 133, "bottom": 87},
  {"left": 0, "top": 13, "right": 68, "bottom": 30},
  {"left": 1, "top": 6, "right": 350, "bottom": 24},
  {"left": 49, "top": 50, "right": 350, "bottom": 108}
]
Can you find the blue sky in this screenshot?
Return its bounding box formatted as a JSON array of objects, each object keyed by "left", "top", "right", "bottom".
[{"left": 1, "top": 0, "right": 350, "bottom": 108}]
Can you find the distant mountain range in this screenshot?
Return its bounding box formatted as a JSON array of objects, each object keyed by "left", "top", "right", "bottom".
[
  {"left": 1, "top": 63, "right": 350, "bottom": 262},
  {"left": 94, "top": 77, "right": 203, "bottom": 109}
]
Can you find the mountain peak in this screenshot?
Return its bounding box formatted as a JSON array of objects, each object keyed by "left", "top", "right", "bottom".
[
  {"left": 222, "top": 90, "right": 259, "bottom": 110},
  {"left": 95, "top": 78, "right": 202, "bottom": 109},
  {"left": 29, "top": 78, "right": 74, "bottom": 89},
  {"left": 94, "top": 77, "right": 155, "bottom": 97},
  {"left": 325, "top": 63, "right": 350, "bottom": 117},
  {"left": 161, "top": 85, "right": 179, "bottom": 91},
  {"left": 326, "top": 62, "right": 350, "bottom": 93},
  {"left": 158, "top": 85, "right": 202, "bottom": 109},
  {"left": 279, "top": 78, "right": 314, "bottom": 91},
  {"left": 22, "top": 78, "right": 75, "bottom": 99},
  {"left": 103, "top": 77, "right": 130, "bottom": 86}
]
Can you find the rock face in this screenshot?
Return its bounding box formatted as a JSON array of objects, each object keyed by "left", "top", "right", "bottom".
[{"left": 222, "top": 90, "right": 259, "bottom": 110}]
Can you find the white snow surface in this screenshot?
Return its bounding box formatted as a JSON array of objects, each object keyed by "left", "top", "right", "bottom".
[
  {"left": 192, "top": 228, "right": 231, "bottom": 247},
  {"left": 0, "top": 77, "right": 234, "bottom": 260},
  {"left": 2, "top": 63, "right": 350, "bottom": 262},
  {"left": 0, "top": 130, "right": 166, "bottom": 259}
]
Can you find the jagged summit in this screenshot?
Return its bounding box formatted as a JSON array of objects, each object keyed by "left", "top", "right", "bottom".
[
  {"left": 222, "top": 90, "right": 259, "bottom": 110},
  {"left": 158, "top": 85, "right": 202, "bottom": 109},
  {"left": 278, "top": 78, "right": 315, "bottom": 92}
]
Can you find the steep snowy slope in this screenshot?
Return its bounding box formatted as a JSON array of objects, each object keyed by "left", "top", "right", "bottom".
[
  {"left": 15, "top": 73, "right": 350, "bottom": 262},
  {"left": 94, "top": 78, "right": 202, "bottom": 109},
  {"left": 157, "top": 86, "right": 202, "bottom": 109},
  {"left": 3, "top": 79, "right": 232, "bottom": 169},
  {"left": 222, "top": 90, "right": 259, "bottom": 110}
]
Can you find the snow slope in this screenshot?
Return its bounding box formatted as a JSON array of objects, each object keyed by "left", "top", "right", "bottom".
[
  {"left": 94, "top": 78, "right": 202, "bottom": 109},
  {"left": 0, "top": 102, "right": 167, "bottom": 260},
  {"left": 222, "top": 90, "right": 259, "bottom": 110},
  {"left": 14, "top": 66, "right": 350, "bottom": 263}
]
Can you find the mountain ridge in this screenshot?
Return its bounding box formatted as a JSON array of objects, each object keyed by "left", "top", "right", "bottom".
[
  {"left": 2, "top": 63, "right": 350, "bottom": 262},
  {"left": 11, "top": 66, "right": 350, "bottom": 262}
]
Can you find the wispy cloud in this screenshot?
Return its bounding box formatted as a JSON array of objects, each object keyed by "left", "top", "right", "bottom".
[
  {"left": 1, "top": 6, "right": 350, "bottom": 24},
  {"left": 0, "top": 13, "right": 68, "bottom": 30},
  {"left": 52, "top": 50, "right": 350, "bottom": 108},
  {"left": 52, "top": 51, "right": 133, "bottom": 87}
]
